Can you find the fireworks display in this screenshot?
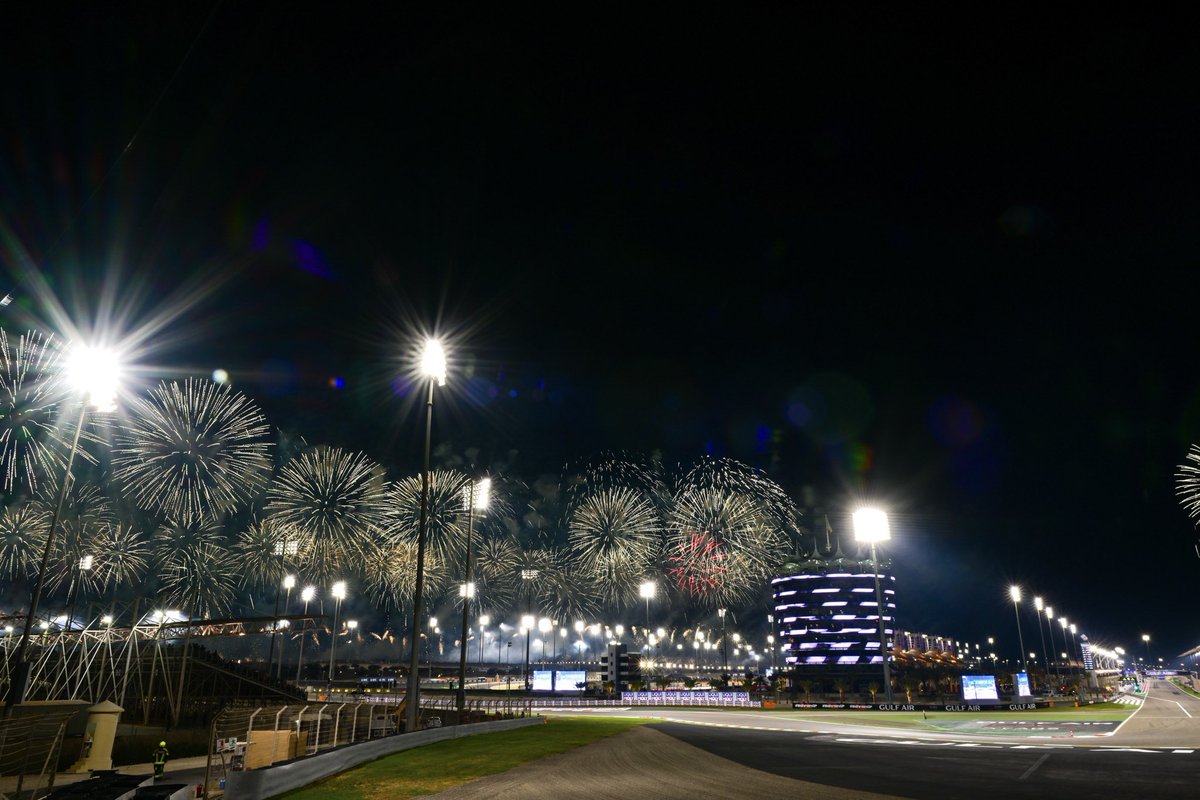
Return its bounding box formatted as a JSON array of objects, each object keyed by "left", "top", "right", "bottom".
[
  {"left": 0, "top": 330, "right": 71, "bottom": 495},
  {"left": 1177, "top": 445, "right": 1200, "bottom": 522},
  {"left": 0, "top": 502, "right": 49, "bottom": 580},
  {"left": 267, "top": 446, "right": 388, "bottom": 582},
  {"left": 86, "top": 520, "right": 150, "bottom": 591},
  {"left": 0, "top": 326, "right": 802, "bottom": 639},
  {"left": 384, "top": 469, "right": 470, "bottom": 567},
  {"left": 113, "top": 378, "right": 273, "bottom": 524},
  {"left": 236, "top": 516, "right": 301, "bottom": 590},
  {"left": 153, "top": 517, "right": 235, "bottom": 617},
  {"left": 567, "top": 487, "right": 661, "bottom": 609}
]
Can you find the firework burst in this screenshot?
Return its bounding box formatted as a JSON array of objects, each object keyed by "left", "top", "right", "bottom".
[
  {"left": 0, "top": 329, "right": 95, "bottom": 495},
  {"left": 664, "top": 461, "right": 792, "bottom": 607},
  {"left": 266, "top": 446, "right": 388, "bottom": 582},
  {"left": 0, "top": 502, "right": 49, "bottom": 580},
  {"left": 567, "top": 487, "right": 661, "bottom": 610},
  {"left": 86, "top": 520, "right": 150, "bottom": 591},
  {"left": 153, "top": 518, "right": 236, "bottom": 617},
  {"left": 113, "top": 378, "right": 273, "bottom": 523},
  {"left": 384, "top": 469, "right": 470, "bottom": 566},
  {"left": 236, "top": 516, "right": 302, "bottom": 590},
  {"left": 1178, "top": 445, "right": 1200, "bottom": 523},
  {"left": 361, "top": 539, "right": 447, "bottom": 609}
]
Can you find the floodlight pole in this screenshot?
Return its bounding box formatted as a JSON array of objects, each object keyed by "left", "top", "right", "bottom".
[
  {"left": 405, "top": 377, "right": 436, "bottom": 733},
  {"left": 456, "top": 483, "right": 477, "bottom": 717},
  {"left": 869, "top": 541, "right": 894, "bottom": 703},
  {"left": 5, "top": 401, "right": 87, "bottom": 713}
]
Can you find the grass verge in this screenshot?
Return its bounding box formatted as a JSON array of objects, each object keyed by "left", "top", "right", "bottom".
[
  {"left": 279, "top": 716, "right": 646, "bottom": 800},
  {"left": 1170, "top": 679, "right": 1200, "bottom": 699},
  {"left": 781, "top": 704, "right": 1132, "bottom": 732}
]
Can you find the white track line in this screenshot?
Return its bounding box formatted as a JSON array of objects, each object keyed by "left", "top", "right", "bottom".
[{"left": 1103, "top": 684, "right": 1150, "bottom": 738}]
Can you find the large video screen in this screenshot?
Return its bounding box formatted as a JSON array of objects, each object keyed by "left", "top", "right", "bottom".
[
  {"left": 531, "top": 670, "right": 554, "bottom": 691},
  {"left": 555, "top": 670, "right": 587, "bottom": 691},
  {"left": 962, "top": 674, "right": 999, "bottom": 701},
  {"left": 1015, "top": 672, "right": 1032, "bottom": 697}
]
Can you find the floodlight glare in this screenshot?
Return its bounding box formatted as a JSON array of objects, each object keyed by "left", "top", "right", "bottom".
[
  {"left": 301, "top": 586, "right": 316, "bottom": 603},
  {"left": 639, "top": 580, "right": 657, "bottom": 599},
  {"left": 1034, "top": 596, "right": 1044, "bottom": 611},
  {"left": 1009, "top": 585, "right": 1022, "bottom": 603},
  {"left": 421, "top": 339, "right": 447, "bottom": 386},
  {"left": 65, "top": 343, "right": 121, "bottom": 411},
  {"left": 283, "top": 574, "right": 296, "bottom": 590},
  {"left": 331, "top": 580, "right": 347, "bottom": 600},
  {"left": 852, "top": 508, "right": 890, "bottom": 543}
]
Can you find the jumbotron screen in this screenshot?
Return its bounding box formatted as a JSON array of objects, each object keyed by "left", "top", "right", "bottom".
[{"left": 961, "top": 675, "right": 999, "bottom": 701}]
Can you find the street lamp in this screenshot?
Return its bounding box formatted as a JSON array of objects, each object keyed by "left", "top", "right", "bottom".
[
  {"left": 1009, "top": 585, "right": 1028, "bottom": 671},
  {"left": 275, "top": 574, "right": 296, "bottom": 680},
  {"left": 639, "top": 580, "right": 656, "bottom": 627},
  {"left": 1033, "top": 596, "right": 1051, "bottom": 687},
  {"left": 457, "top": 476, "right": 491, "bottom": 716},
  {"left": 478, "top": 614, "right": 490, "bottom": 663},
  {"left": 521, "top": 614, "right": 535, "bottom": 690},
  {"left": 717, "top": 609, "right": 728, "bottom": 673},
  {"left": 1069, "top": 623, "right": 1079, "bottom": 666},
  {"left": 6, "top": 342, "right": 121, "bottom": 711},
  {"left": 296, "top": 585, "right": 316, "bottom": 683},
  {"left": 327, "top": 581, "right": 347, "bottom": 687},
  {"left": 1142, "top": 633, "right": 1151, "bottom": 663},
  {"left": 269, "top": 573, "right": 297, "bottom": 680},
  {"left": 853, "top": 508, "right": 894, "bottom": 703},
  {"left": 406, "top": 337, "right": 447, "bottom": 733}
]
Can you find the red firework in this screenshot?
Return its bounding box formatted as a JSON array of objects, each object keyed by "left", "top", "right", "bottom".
[{"left": 666, "top": 529, "right": 730, "bottom": 599}]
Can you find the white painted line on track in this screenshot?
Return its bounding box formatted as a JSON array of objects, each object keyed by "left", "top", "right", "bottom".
[
  {"left": 1103, "top": 684, "right": 1150, "bottom": 737},
  {"left": 1018, "top": 753, "right": 1051, "bottom": 781},
  {"left": 1174, "top": 701, "right": 1193, "bottom": 719}
]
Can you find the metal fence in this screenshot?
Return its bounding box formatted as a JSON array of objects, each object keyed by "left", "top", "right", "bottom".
[
  {"left": 529, "top": 696, "right": 761, "bottom": 708},
  {"left": 203, "top": 697, "right": 533, "bottom": 796},
  {"left": 0, "top": 708, "right": 75, "bottom": 800}
]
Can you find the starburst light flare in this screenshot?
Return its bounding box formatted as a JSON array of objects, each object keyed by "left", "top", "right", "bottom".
[{"left": 113, "top": 378, "right": 273, "bottom": 524}]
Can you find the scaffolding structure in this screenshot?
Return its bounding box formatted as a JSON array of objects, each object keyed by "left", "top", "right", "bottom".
[{"left": 0, "top": 611, "right": 314, "bottom": 727}]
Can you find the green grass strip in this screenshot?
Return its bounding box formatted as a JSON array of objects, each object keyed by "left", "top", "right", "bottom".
[{"left": 279, "top": 716, "right": 646, "bottom": 800}]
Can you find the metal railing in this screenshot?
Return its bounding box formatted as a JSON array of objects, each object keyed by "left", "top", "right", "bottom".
[
  {"left": 0, "top": 708, "right": 75, "bottom": 800},
  {"left": 202, "top": 697, "right": 532, "bottom": 797}
]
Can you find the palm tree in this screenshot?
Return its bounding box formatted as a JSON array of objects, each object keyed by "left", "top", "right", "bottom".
[{"left": 867, "top": 681, "right": 880, "bottom": 702}]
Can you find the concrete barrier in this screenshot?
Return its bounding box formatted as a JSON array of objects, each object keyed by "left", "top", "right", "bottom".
[{"left": 224, "top": 716, "right": 543, "bottom": 799}]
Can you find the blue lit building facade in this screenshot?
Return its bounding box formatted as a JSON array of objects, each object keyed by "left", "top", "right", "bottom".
[{"left": 772, "top": 542, "right": 897, "bottom": 669}]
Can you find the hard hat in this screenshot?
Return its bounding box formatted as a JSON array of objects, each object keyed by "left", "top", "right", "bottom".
[{"left": 159, "top": 741, "right": 166, "bottom": 746}]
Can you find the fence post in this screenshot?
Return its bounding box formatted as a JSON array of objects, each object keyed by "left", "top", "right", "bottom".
[
  {"left": 271, "top": 706, "right": 288, "bottom": 767},
  {"left": 296, "top": 705, "right": 310, "bottom": 755},
  {"left": 350, "top": 703, "right": 362, "bottom": 744},
  {"left": 333, "top": 704, "right": 344, "bottom": 748},
  {"left": 313, "top": 705, "right": 323, "bottom": 754},
  {"left": 246, "top": 706, "right": 262, "bottom": 762}
]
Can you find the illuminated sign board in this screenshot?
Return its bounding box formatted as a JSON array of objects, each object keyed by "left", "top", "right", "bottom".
[
  {"left": 962, "top": 675, "right": 999, "bottom": 701},
  {"left": 1015, "top": 672, "right": 1032, "bottom": 697}
]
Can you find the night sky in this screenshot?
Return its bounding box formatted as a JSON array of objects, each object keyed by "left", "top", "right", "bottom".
[{"left": 3, "top": 8, "right": 1199, "bottom": 661}]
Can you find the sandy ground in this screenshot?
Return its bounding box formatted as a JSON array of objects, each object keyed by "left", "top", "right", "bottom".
[{"left": 426, "top": 725, "right": 903, "bottom": 800}]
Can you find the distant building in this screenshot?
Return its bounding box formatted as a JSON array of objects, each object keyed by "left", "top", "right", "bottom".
[{"left": 772, "top": 532, "right": 897, "bottom": 668}]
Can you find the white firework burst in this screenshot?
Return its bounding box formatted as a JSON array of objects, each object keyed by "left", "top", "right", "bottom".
[
  {"left": 86, "top": 520, "right": 150, "bottom": 591},
  {"left": 236, "top": 516, "right": 302, "bottom": 590},
  {"left": 0, "top": 502, "right": 49, "bottom": 580},
  {"left": 113, "top": 378, "right": 273, "bottom": 523},
  {"left": 153, "top": 518, "right": 236, "bottom": 617},
  {"left": 266, "top": 446, "right": 388, "bottom": 582},
  {"left": 1177, "top": 445, "right": 1200, "bottom": 523},
  {"left": 567, "top": 487, "right": 661, "bottom": 610},
  {"left": 384, "top": 470, "right": 470, "bottom": 566},
  {"left": 0, "top": 329, "right": 88, "bottom": 495}
]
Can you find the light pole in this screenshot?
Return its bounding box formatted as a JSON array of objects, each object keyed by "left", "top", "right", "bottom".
[
  {"left": 457, "top": 477, "right": 490, "bottom": 716},
  {"left": 1142, "top": 633, "right": 1151, "bottom": 664},
  {"left": 521, "top": 614, "right": 535, "bottom": 690},
  {"left": 1059, "top": 616, "right": 1069, "bottom": 668},
  {"left": 478, "top": 615, "right": 490, "bottom": 664},
  {"left": 639, "top": 580, "right": 656, "bottom": 628},
  {"left": 276, "top": 575, "right": 295, "bottom": 680},
  {"left": 327, "top": 581, "right": 347, "bottom": 688},
  {"left": 406, "top": 338, "right": 446, "bottom": 733},
  {"left": 854, "top": 508, "right": 894, "bottom": 703},
  {"left": 1069, "top": 623, "right": 1080, "bottom": 666},
  {"left": 6, "top": 342, "right": 120, "bottom": 712},
  {"left": 296, "top": 585, "right": 316, "bottom": 684},
  {"left": 718, "top": 609, "right": 728, "bottom": 673},
  {"left": 269, "top": 573, "right": 295, "bottom": 680},
  {"left": 1045, "top": 606, "right": 1059, "bottom": 675},
  {"left": 1009, "top": 585, "right": 1028, "bottom": 671},
  {"left": 1033, "top": 596, "right": 1050, "bottom": 689}
]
